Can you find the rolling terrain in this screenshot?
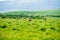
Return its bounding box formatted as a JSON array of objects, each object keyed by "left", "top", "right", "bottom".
[{"left": 0, "top": 10, "right": 60, "bottom": 40}]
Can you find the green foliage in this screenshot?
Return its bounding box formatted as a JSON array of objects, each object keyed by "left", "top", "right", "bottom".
[
  {"left": 0, "top": 10, "right": 60, "bottom": 19},
  {"left": 0, "top": 17, "right": 60, "bottom": 40},
  {"left": 0, "top": 25, "right": 7, "bottom": 28},
  {"left": 0, "top": 10, "right": 60, "bottom": 40}
]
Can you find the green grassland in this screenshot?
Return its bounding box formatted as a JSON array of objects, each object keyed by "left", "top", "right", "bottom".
[
  {"left": 0, "top": 10, "right": 60, "bottom": 40},
  {"left": 0, "top": 10, "right": 60, "bottom": 15},
  {"left": 0, "top": 10, "right": 60, "bottom": 19},
  {"left": 0, "top": 18, "right": 60, "bottom": 40}
]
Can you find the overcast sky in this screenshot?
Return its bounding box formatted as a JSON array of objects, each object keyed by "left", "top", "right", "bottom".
[{"left": 0, "top": 0, "right": 60, "bottom": 12}]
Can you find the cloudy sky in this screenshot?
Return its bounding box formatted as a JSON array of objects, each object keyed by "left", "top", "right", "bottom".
[{"left": 0, "top": 0, "right": 60, "bottom": 12}]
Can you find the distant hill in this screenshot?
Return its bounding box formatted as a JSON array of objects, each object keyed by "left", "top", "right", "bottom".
[
  {"left": 0, "top": 10, "right": 60, "bottom": 19},
  {"left": 0, "top": 10, "right": 60, "bottom": 16}
]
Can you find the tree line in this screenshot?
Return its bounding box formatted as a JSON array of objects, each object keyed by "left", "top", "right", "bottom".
[{"left": 0, "top": 13, "right": 60, "bottom": 19}]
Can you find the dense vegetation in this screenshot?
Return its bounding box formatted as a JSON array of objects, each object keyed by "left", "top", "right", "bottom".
[
  {"left": 0, "top": 11, "right": 60, "bottom": 19},
  {"left": 0, "top": 10, "right": 60, "bottom": 40},
  {"left": 0, "top": 18, "right": 60, "bottom": 40}
]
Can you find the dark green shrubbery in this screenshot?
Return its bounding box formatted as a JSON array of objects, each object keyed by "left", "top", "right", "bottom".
[
  {"left": 0, "top": 25, "right": 7, "bottom": 28},
  {"left": 0, "top": 13, "right": 60, "bottom": 19}
]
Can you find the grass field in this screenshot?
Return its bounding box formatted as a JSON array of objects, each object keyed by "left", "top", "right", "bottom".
[
  {"left": 0, "top": 17, "right": 60, "bottom": 40},
  {"left": 1, "top": 10, "right": 60, "bottom": 15}
]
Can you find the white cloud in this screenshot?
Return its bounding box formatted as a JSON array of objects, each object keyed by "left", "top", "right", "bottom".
[
  {"left": 1, "top": 0, "right": 42, "bottom": 3},
  {"left": 20, "top": 0, "right": 38, "bottom": 3},
  {"left": 0, "top": 0, "right": 5, "bottom": 1}
]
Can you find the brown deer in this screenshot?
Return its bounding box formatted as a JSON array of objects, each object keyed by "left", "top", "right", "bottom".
[{"left": 29, "top": 17, "right": 32, "bottom": 22}]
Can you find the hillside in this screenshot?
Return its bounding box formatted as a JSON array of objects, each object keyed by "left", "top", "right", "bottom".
[
  {"left": 0, "top": 10, "right": 60, "bottom": 15},
  {"left": 0, "top": 10, "right": 60, "bottom": 19}
]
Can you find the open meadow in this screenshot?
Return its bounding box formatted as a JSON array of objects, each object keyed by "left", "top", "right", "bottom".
[
  {"left": 0, "top": 11, "right": 60, "bottom": 40},
  {"left": 0, "top": 17, "right": 60, "bottom": 40}
]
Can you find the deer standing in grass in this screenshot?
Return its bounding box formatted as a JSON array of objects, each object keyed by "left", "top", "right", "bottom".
[{"left": 29, "top": 17, "right": 32, "bottom": 22}]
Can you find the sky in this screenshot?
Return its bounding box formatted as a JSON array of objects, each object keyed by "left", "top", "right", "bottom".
[{"left": 0, "top": 0, "right": 60, "bottom": 12}]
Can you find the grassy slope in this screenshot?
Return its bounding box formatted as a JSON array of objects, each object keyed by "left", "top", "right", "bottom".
[
  {"left": 0, "top": 10, "right": 60, "bottom": 40},
  {"left": 1, "top": 10, "right": 60, "bottom": 15},
  {"left": 0, "top": 18, "right": 60, "bottom": 40}
]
